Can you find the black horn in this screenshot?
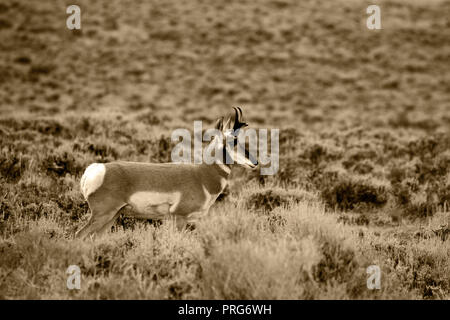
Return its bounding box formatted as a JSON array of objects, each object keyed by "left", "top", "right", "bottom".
[{"left": 232, "top": 107, "right": 248, "bottom": 133}]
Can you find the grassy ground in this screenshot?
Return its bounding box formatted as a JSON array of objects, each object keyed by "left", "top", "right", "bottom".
[{"left": 0, "top": 0, "right": 449, "bottom": 299}]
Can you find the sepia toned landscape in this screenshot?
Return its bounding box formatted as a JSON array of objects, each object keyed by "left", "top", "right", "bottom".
[{"left": 0, "top": 0, "right": 449, "bottom": 299}]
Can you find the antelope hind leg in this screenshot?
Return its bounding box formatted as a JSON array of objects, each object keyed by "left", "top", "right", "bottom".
[{"left": 75, "top": 196, "right": 125, "bottom": 239}]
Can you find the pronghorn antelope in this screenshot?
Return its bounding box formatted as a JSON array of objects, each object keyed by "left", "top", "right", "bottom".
[{"left": 76, "top": 107, "right": 257, "bottom": 239}]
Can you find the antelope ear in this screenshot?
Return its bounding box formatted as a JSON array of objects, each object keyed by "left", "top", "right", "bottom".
[
  {"left": 224, "top": 117, "right": 231, "bottom": 130},
  {"left": 215, "top": 117, "right": 224, "bottom": 131}
]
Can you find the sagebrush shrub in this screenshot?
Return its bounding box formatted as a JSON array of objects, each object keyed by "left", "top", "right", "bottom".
[
  {"left": 321, "top": 178, "right": 387, "bottom": 211},
  {"left": 41, "top": 151, "right": 83, "bottom": 177},
  {"left": 0, "top": 151, "right": 28, "bottom": 182}
]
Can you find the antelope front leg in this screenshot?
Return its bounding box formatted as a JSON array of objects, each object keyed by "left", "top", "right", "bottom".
[
  {"left": 166, "top": 214, "right": 187, "bottom": 231},
  {"left": 173, "top": 210, "right": 207, "bottom": 231}
]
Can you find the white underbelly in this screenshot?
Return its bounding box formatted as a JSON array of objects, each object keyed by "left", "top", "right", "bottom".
[{"left": 127, "top": 191, "right": 181, "bottom": 219}]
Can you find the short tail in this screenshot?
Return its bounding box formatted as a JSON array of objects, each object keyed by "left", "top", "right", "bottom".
[{"left": 80, "top": 163, "right": 106, "bottom": 199}]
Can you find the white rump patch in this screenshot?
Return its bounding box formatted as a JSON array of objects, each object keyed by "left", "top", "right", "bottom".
[
  {"left": 128, "top": 191, "right": 181, "bottom": 216},
  {"left": 80, "top": 163, "right": 106, "bottom": 199}
]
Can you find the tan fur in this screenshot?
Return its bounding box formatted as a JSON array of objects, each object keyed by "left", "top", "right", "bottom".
[{"left": 75, "top": 161, "right": 230, "bottom": 238}]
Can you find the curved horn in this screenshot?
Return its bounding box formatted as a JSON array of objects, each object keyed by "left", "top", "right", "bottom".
[
  {"left": 233, "top": 107, "right": 240, "bottom": 123},
  {"left": 233, "top": 107, "right": 247, "bottom": 132},
  {"left": 237, "top": 107, "right": 243, "bottom": 120}
]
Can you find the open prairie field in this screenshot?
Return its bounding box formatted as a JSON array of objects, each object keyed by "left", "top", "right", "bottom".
[{"left": 0, "top": 0, "right": 449, "bottom": 299}]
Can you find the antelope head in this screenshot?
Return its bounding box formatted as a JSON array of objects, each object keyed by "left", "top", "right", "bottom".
[{"left": 212, "top": 107, "right": 258, "bottom": 169}]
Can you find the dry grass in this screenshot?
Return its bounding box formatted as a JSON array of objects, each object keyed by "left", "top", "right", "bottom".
[{"left": 1, "top": 197, "right": 448, "bottom": 299}]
